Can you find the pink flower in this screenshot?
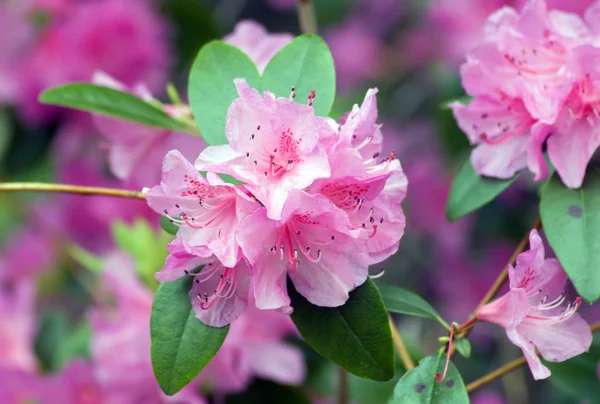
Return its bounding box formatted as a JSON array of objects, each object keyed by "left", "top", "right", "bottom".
[
  {"left": 477, "top": 229, "right": 592, "bottom": 379},
  {"left": 236, "top": 189, "right": 368, "bottom": 310},
  {"left": 18, "top": 0, "right": 171, "bottom": 124},
  {"left": 199, "top": 305, "right": 305, "bottom": 393},
  {"left": 195, "top": 79, "right": 331, "bottom": 220},
  {"left": 452, "top": 0, "right": 600, "bottom": 188},
  {"left": 0, "top": 277, "right": 37, "bottom": 373},
  {"left": 92, "top": 72, "right": 205, "bottom": 187},
  {"left": 146, "top": 150, "right": 258, "bottom": 268},
  {"left": 157, "top": 238, "right": 252, "bottom": 327},
  {"left": 223, "top": 20, "right": 293, "bottom": 73}
]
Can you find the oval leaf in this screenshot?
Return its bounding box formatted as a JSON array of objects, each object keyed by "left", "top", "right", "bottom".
[
  {"left": 390, "top": 354, "right": 469, "bottom": 404},
  {"left": 541, "top": 170, "right": 600, "bottom": 302},
  {"left": 151, "top": 274, "right": 229, "bottom": 395},
  {"left": 261, "top": 35, "right": 335, "bottom": 117},
  {"left": 453, "top": 338, "right": 471, "bottom": 359},
  {"left": 446, "top": 157, "right": 520, "bottom": 222},
  {"left": 39, "top": 83, "right": 186, "bottom": 132},
  {"left": 378, "top": 284, "right": 445, "bottom": 327},
  {"left": 188, "top": 41, "right": 261, "bottom": 145},
  {"left": 160, "top": 216, "right": 179, "bottom": 236},
  {"left": 289, "top": 278, "right": 394, "bottom": 381}
]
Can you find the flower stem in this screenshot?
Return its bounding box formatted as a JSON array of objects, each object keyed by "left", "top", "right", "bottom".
[
  {"left": 466, "top": 320, "right": 600, "bottom": 393},
  {"left": 451, "top": 216, "right": 542, "bottom": 357},
  {"left": 389, "top": 316, "right": 415, "bottom": 369},
  {"left": 0, "top": 182, "right": 146, "bottom": 200},
  {"left": 297, "top": 0, "right": 318, "bottom": 34},
  {"left": 337, "top": 367, "right": 348, "bottom": 404}
]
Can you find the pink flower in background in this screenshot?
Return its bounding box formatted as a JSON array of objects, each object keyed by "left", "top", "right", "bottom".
[
  {"left": 18, "top": 0, "right": 171, "bottom": 124},
  {"left": 324, "top": 19, "right": 383, "bottom": 93},
  {"left": 91, "top": 72, "right": 205, "bottom": 188},
  {"left": 452, "top": 0, "right": 600, "bottom": 188},
  {"left": 471, "top": 390, "right": 506, "bottom": 404},
  {"left": 0, "top": 226, "right": 56, "bottom": 281},
  {"left": 236, "top": 190, "right": 368, "bottom": 310},
  {"left": 0, "top": 278, "right": 37, "bottom": 373},
  {"left": 44, "top": 360, "right": 104, "bottom": 404},
  {"left": 477, "top": 229, "right": 592, "bottom": 379},
  {"left": 199, "top": 305, "right": 305, "bottom": 393},
  {"left": 146, "top": 150, "right": 258, "bottom": 268},
  {"left": 195, "top": 79, "right": 331, "bottom": 220},
  {"left": 223, "top": 20, "right": 293, "bottom": 73}
]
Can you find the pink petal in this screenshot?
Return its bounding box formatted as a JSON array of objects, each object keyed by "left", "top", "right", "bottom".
[
  {"left": 477, "top": 289, "right": 530, "bottom": 329},
  {"left": 244, "top": 341, "right": 305, "bottom": 385},
  {"left": 506, "top": 327, "right": 551, "bottom": 380},
  {"left": 527, "top": 123, "right": 551, "bottom": 182},
  {"left": 156, "top": 238, "right": 213, "bottom": 282},
  {"left": 520, "top": 314, "right": 592, "bottom": 364},
  {"left": 471, "top": 134, "right": 529, "bottom": 179},
  {"left": 547, "top": 112, "right": 600, "bottom": 188}
]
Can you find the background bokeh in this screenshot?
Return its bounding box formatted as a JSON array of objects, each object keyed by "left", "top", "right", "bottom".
[{"left": 0, "top": 0, "right": 597, "bottom": 403}]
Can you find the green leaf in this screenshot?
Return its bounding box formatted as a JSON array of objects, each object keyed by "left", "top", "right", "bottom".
[
  {"left": 453, "top": 338, "right": 471, "bottom": 359},
  {"left": 39, "top": 84, "right": 187, "bottom": 132},
  {"left": 540, "top": 170, "right": 600, "bottom": 302},
  {"left": 151, "top": 274, "right": 229, "bottom": 395},
  {"left": 34, "top": 310, "right": 69, "bottom": 373},
  {"left": 446, "top": 157, "right": 520, "bottom": 221},
  {"left": 112, "top": 219, "right": 167, "bottom": 290},
  {"left": 188, "top": 41, "right": 261, "bottom": 145},
  {"left": 390, "top": 354, "right": 469, "bottom": 404},
  {"left": 378, "top": 284, "right": 448, "bottom": 329},
  {"left": 56, "top": 321, "right": 92, "bottom": 369},
  {"left": 289, "top": 278, "right": 394, "bottom": 381},
  {"left": 545, "top": 335, "right": 600, "bottom": 403},
  {"left": 67, "top": 244, "right": 103, "bottom": 273},
  {"left": 262, "top": 35, "right": 335, "bottom": 117},
  {"left": 160, "top": 216, "right": 179, "bottom": 236}
]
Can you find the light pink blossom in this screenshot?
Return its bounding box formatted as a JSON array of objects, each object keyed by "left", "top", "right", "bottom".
[
  {"left": 195, "top": 79, "right": 331, "bottom": 220},
  {"left": 236, "top": 189, "right": 369, "bottom": 310},
  {"left": 157, "top": 238, "right": 252, "bottom": 327},
  {"left": 146, "top": 150, "right": 258, "bottom": 268},
  {"left": 477, "top": 229, "right": 592, "bottom": 379},
  {"left": 223, "top": 20, "right": 293, "bottom": 73},
  {"left": 92, "top": 72, "right": 205, "bottom": 187}
]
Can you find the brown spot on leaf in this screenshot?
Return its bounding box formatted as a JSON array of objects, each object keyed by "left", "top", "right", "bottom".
[
  {"left": 415, "top": 384, "right": 426, "bottom": 393},
  {"left": 568, "top": 205, "right": 583, "bottom": 218}
]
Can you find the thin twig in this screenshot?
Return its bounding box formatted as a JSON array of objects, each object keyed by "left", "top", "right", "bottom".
[
  {"left": 337, "top": 367, "right": 348, "bottom": 404},
  {"left": 466, "top": 321, "right": 600, "bottom": 393},
  {"left": 389, "top": 316, "right": 415, "bottom": 369},
  {"left": 297, "top": 0, "right": 318, "bottom": 34},
  {"left": 450, "top": 216, "right": 542, "bottom": 357},
  {"left": 0, "top": 183, "right": 146, "bottom": 200}
]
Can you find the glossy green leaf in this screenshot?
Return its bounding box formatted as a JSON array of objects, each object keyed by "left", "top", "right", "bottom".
[
  {"left": 39, "top": 84, "right": 187, "bottom": 132},
  {"left": 390, "top": 354, "right": 469, "bottom": 403},
  {"left": 545, "top": 335, "right": 600, "bottom": 403},
  {"left": 188, "top": 41, "right": 261, "bottom": 145},
  {"left": 34, "top": 310, "right": 69, "bottom": 372},
  {"left": 378, "top": 284, "right": 449, "bottom": 330},
  {"left": 289, "top": 278, "right": 394, "bottom": 381},
  {"left": 151, "top": 274, "right": 229, "bottom": 395},
  {"left": 446, "top": 157, "right": 520, "bottom": 221},
  {"left": 262, "top": 35, "right": 335, "bottom": 117},
  {"left": 540, "top": 170, "right": 600, "bottom": 302},
  {"left": 453, "top": 338, "right": 471, "bottom": 359}
]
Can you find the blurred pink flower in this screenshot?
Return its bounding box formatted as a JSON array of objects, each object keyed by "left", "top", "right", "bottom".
[
  {"left": 471, "top": 390, "right": 506, "bottom": 404},
  {"left": 92, "top": 72, "right": 205, "bottom": 188},
  {"left": 0, "top": 278, "right": 37, "bottom": 373},
  {"left": 195, "top": 79, "right": 331, "bottom": 220},
  {"left": 199, "top": 305, "right": 305, "bottom": 393},
  {"left": 324, "top": 19, "right": 383, "bottom": 93},
  {"left": 0, "top": 226, "right": 56, "bottom": 281},
  {"left": 477, "top": 229, "right": 592, "bottom": 379},
  {"left": 18, "top": 0, "right": 171, "bottom": 124},
  {"left": 223, "top": 20, "right": 293, "bottom": 73}
]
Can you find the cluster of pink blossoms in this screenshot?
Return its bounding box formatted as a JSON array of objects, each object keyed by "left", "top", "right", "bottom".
[
  {"left": 477, "top": 229, "right": 592, "bottom": 379},
  {"left": 145, "top": 80, "right": 407, "bottom": 326},
  {"left": 452, "top": 0, "right": 600, "bottom": 188}
]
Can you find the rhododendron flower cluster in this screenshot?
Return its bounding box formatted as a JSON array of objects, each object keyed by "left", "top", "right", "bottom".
[
  {"left": 146, "top": 80, "right": 407, "bottom": 325},
  {"left": 477, "top": 229, "right": 592, "bottom": 379},
  {"left": 452, "top": 0, "right": 600, "bottom": 188}
]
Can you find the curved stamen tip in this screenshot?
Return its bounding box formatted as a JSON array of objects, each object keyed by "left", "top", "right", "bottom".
[{"left": 370, "top": 268, "right": 385, "bottom": 279}]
